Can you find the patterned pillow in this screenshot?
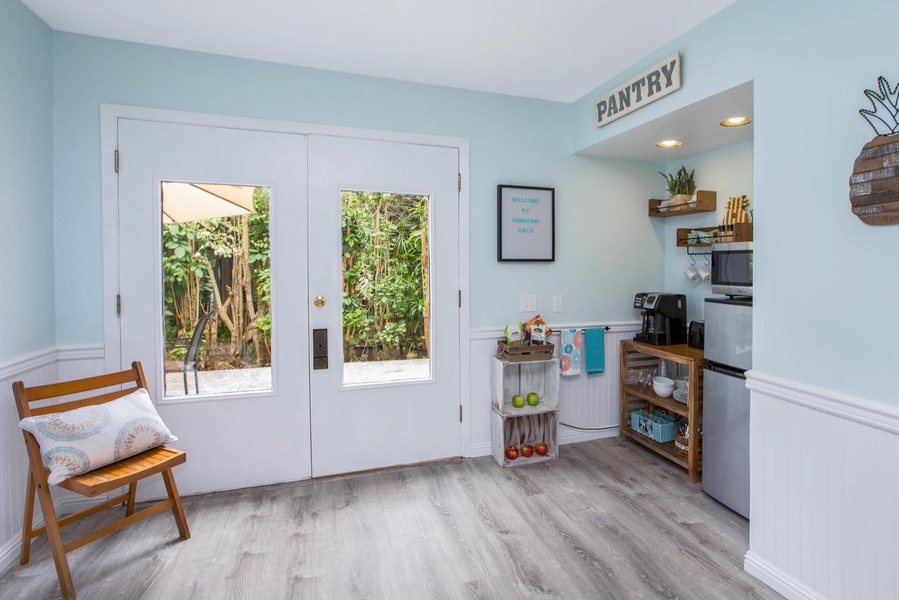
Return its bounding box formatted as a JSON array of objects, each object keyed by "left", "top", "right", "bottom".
[{"left": 19, "top": 388, "right": 177, "bottom": 485}]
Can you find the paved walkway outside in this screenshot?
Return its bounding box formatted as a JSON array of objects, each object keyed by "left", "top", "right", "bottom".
[{"left": 165, "top": 359, "right": 430, "bottom": 396}]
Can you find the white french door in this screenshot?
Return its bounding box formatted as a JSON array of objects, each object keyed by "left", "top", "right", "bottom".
[
  {"left": 116, "top": 119, "right": 311, "bottom": 495},
  {"left": 308, "top": 136, "right": 461, "bottom": 476},
  {"left": 114, "top": 118, "right": 462, "bottom": 491}
]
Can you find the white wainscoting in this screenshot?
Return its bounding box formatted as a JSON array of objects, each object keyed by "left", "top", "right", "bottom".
[
  {"left": 745, "top": 370, "right": 899, "bottom": 600},
  {"left": 0, "top": 345, "right": 105, "bottom": 573},
  {"left": 468, "top": 323, "right": 639, "bottom": 457}
]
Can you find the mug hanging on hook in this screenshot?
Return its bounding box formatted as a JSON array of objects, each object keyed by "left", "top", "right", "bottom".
[
  {"left": 698, "top": 255, "right": 711, "bottom": 282},
  {"left": 684, "top": 257, "right": 700, "bottom": 283}
]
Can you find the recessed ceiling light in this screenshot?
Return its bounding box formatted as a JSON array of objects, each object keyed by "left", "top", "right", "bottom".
[
  {"left": 720, "top": 116, "right": 752, "bottom": 127},
  {"left": 656, "top": 139, "right": 682, "bottom": 148}
]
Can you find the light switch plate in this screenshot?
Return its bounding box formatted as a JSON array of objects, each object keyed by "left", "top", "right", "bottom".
[
  {"left": 552, "top": 295, "right": 563, "bottom": 313},
  {"left": 520, "top": 294, "right": 537, "bottom": 312}
]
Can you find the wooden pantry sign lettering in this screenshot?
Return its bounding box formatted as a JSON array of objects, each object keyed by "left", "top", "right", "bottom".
[{"left": 595, "top": 52, "right": 681, "bottom": 127}]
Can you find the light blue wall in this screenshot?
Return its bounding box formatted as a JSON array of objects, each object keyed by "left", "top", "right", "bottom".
[
  {"left": 570, "top": 0, "right": 899, "bottom": 405},
  {"left": 661, "top": 141, "right": 754, "bottom": 323},
  {"left": 50, "top": 33, "right": 661, "bottom": 343},
  {"left": 24, "top": 0, "right": 899, "bottom": 405},
  {"left": 0, "top": 0, "right": 55, "bottom": 360}
]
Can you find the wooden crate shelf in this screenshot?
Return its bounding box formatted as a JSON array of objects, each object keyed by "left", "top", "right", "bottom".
[
  {"left": 492, "top": 409, "right": 559, "bottom": 467},
  {"left": 491, "top": 354, "right": 560, "bottom": 467},
  {"left": 492, "top": 356, "right": 560, "bottom": 415},
  {"left": 649, "top": 190, "right": 716, "bottom": 217},
  {"left": 496, "top": 341, "right": 555, "bottom": 362}
]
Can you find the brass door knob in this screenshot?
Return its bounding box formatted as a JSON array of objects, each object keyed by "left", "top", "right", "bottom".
[{"left": 313, "top": 295, "right": 326, "bottom": 308}]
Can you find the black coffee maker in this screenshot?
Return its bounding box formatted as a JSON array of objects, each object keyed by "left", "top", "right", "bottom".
[{"left": 633, "top": 293, "right": 687, "bottom": 345}]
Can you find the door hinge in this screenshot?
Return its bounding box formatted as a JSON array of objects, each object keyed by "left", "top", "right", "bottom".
[
  {"left": 458, "top": 173, "right": 461, "bottom": 192},
  {"left": 114, "top": 149, "right": 119, "bottom": 173},
  {"left": 459, "top": 405, "right": 463, "bottom": 422},
  {"left": 458, "top": 290, "right": 462, "bottom": 308},
  {"left": 116, "top": 294, "right": 122, "bottom": 317}
]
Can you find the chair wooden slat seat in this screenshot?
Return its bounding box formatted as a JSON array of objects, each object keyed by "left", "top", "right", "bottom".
[
  {"left": 13, "top": 361, "right": 190, "bottom": 600},
  {"left": 58, "top": 445, "right": 186, "bottom": 497}
]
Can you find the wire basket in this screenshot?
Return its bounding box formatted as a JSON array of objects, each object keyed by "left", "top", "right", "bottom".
[{"left": 629, "top": 409, "right": 676, "bottom": 443}]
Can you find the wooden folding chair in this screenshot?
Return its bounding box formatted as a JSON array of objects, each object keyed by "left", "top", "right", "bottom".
[{"left": 13, "top": 361, "right": 190, "bottom": 600}]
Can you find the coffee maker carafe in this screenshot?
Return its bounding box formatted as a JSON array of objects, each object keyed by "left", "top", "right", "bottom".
[{"left": 633, "top": 293, "right": 687, "bottom": 345}]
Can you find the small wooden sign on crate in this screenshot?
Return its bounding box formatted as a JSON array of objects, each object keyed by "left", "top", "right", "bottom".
[{"left": 496, "top": 341, "right": 555, "bottom": 362}]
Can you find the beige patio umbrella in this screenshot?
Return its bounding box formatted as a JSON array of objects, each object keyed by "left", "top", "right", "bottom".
[{"left": 161, "top": 182, "right": 257, "bottom": 224}]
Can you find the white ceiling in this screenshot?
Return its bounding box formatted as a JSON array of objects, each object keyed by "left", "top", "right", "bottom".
[
  {"left": 583, "top": 81, "right": 754, "bottom": 163},
  {"left": 21, "top": 0, "right": 736, "bottom": 102}
]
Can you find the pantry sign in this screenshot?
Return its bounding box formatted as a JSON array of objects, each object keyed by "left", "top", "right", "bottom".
[
  {"left": 595, "top": 52, "right": 681, "bottom": 127},
  {"left": 497, "top": 184, "right": 555, "bottom": 262}
]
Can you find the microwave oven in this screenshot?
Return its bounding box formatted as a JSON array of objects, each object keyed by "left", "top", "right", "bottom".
[{"left": 711, "top": 241, "right": 753, "bottom": 296}]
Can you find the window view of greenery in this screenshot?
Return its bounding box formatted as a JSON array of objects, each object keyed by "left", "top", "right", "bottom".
[
  {"left": 162, "top": 184, "right": 272, "bottom": 396},
  {"left": 342, "top": 191, "right": 430, "bottom": 368}
]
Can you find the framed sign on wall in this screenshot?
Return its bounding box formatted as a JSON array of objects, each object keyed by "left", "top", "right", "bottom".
[{"left": 497, "top": 184, "right": 555, "bottom": 262}]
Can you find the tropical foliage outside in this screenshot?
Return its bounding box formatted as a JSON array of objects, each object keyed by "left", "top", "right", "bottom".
[
  {"left": 161, "top": 188, "right": 430, "bottom": 370},
  {"left": 341, "top": 191, "right": 430, "bottom": 362},
  {"left": 163, "top": 187, "right": 271, "bottom": 370}
]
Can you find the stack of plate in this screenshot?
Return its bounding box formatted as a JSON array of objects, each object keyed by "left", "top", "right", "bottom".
[{"left": 673, "top": 388, "right": 688, "bottom": 403}]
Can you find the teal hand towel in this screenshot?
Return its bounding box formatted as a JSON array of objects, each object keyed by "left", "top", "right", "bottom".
[{"left": 585, "top": 328, "right": 605, "bottom": 374}]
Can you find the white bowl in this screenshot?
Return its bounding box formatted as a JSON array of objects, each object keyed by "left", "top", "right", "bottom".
[
  {"left": 653, "top": 383, "right": 674, "bottom": 398},
  {"left": 653, "top": 376, "right": 675, "bottom": 388}
]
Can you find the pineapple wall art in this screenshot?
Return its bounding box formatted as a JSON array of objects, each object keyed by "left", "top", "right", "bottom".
[{"left": 849, "top": 75, "right": 899, "bottom": 225}]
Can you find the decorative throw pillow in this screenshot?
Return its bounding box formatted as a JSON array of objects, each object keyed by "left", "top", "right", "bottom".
[{"left": 19, "top": 388, "right": 177, "bottom": 485}]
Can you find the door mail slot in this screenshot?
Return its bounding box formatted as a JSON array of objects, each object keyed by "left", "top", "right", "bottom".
[{"left": 312, "top": 328, "right": 328, "bottom": 370}]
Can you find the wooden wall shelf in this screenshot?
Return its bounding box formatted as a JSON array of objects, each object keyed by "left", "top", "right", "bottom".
[
  {"left": 676, "top": 222, "right": 753, "bottom": 247},
  {"left": 649, "top": 190, "right": 716, "bottom": 217}
]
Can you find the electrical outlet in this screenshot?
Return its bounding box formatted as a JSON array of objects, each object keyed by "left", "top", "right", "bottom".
[
  {"left": 552, "top": 295, "right": 563, "bottom": 313},
  {"left": 520, "top": 294, "right": 537, "bottom": 312}
]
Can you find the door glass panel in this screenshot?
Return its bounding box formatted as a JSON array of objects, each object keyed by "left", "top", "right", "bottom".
[
  {"left": 341, "top": 191, "right": 431, "bottom": 385},
  {"left": 161, "top": 182, "right": 273, "bottom": 397}
]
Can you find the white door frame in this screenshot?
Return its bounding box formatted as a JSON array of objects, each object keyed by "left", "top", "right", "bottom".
[{"left": 99, "top": 104, "right": 473, "bottom": 457}]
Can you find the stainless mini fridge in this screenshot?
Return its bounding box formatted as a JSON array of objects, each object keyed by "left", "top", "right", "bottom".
[{"left": 702, "top": 297, "right": 752, "bottom": 518}]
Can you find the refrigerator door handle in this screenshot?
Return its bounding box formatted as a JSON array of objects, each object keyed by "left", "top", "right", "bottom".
[{"left": 704, "top": 360, "right": 746, "bottom": 379}]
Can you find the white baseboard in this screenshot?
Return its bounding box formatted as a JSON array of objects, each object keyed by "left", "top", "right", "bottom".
[
  {"left": 559, "top": 425, "right": 619, "bottom": 445},
  {"left": 470, "top": 442, "right": 492, "bottom": 458},
  {"left": 744, "top": 551, "right": 827, "bottom": 600},
  {"left": 469, "top": 427, "right": 618, "bottom": 461},
  {"left": 0, "top": 535, "right": 20, "bottom": 575}
]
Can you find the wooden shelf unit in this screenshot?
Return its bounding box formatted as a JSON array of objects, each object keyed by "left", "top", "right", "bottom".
[
  {"left": 619, "top": 340, "right": 704, "bottom": 482},
  {"left": 648, "top": 190, "right": 716, "bottom": 217},
  {"left": 676, "top": 223, "right": 753, "bottom": 247},
  {"left": 491, "top": 356, "right": 560, "bottom": 467}
]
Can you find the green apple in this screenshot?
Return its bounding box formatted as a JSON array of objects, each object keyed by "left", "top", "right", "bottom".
[
  {"left": 527, "top": 392, "right": 540, "bottom": 406},
  {"left": 512, "top": 394, "right": 525, "bottom": 408}
]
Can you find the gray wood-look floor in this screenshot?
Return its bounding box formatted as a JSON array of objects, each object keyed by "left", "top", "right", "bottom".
[{"left": 0, "top": 438, "right": 781, "bottom": 599}]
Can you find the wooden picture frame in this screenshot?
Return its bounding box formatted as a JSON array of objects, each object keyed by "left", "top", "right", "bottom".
[{"left": 497, "top": 185, "right": 555, "bottom": 262}]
